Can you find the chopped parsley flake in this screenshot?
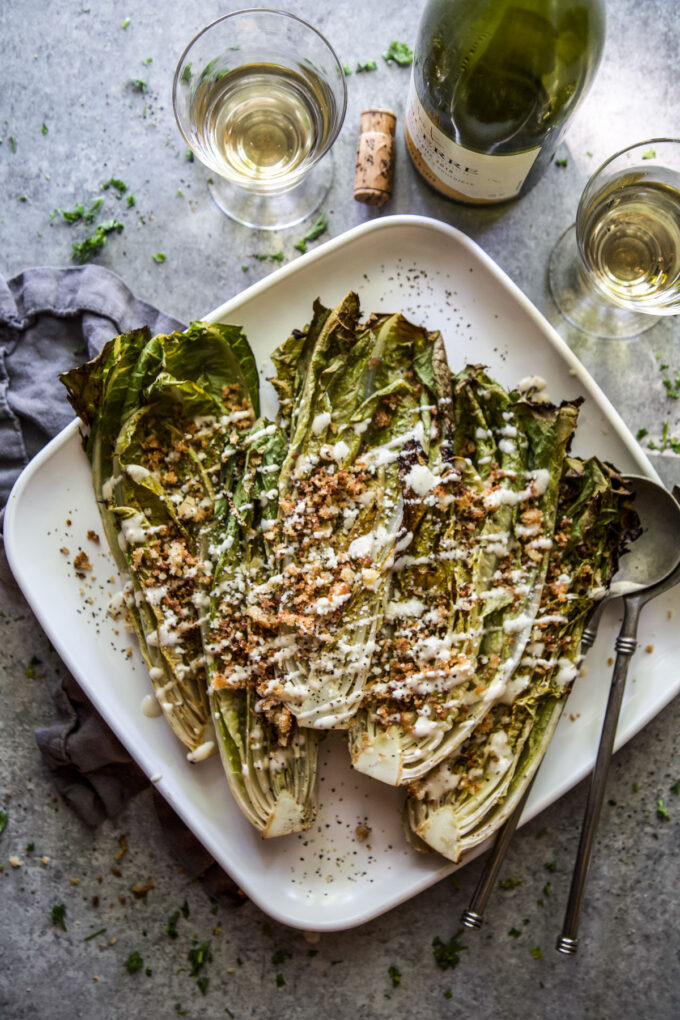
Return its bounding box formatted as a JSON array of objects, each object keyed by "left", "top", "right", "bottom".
[
  {"left": 188, "top": 940, "right": 212, "bottom": 976},
  {"left": 25, "top": 655, "right": 44, "bottom": 679},
  {"left": 1, "top": 809, "right": 9, "bottom": 834},
  {"left": 71, "top": 219, "right": 123, "bottom": 264},
  {"left": 530, "top": 946, "right": 543, "bottom": 960},
  {"left": 130, "top": 79, "right": 148, "bottom": 92},
  {"left": 499, "top": 876, "right": 522, "bottom": 889},
  {"left": 152, "top": 252, "right": 167, "bottom": 263},
  {"left": 432, "top": 931, "right": 467, "bottom": 970},
  {"left": 9, "top": 136, "right": 17, "bottom": 153},
  {"left": 356, "top": 60, "right": 378, "bottom": 72},
  {"left": 388, "top": 964, "right": 401, "bottom": 987},
  {"left": 342, "top": 62, "right": 352, "bottom": 75},
  {"left": 535, "top": 827, "right": 548, "bottom": 839},
  {"left": 186, "top": 149, "right": 194, "bottom": 162},
  {"left": 103, "top": 178, "right": 128, "bottom": 195},
  {"left": 633, "top": 781, "right": 639, "bottom": 792},
  {"left": 126, "top": 194, "right": 136, "bottom": 208},
  {"left": 271, "top": 948, "right": 292, "bottom": 965},
  {"left": 85, "top": 197, "right": 104, "bottom": 223},
  {"left": 542, "top": 882, "right": 552, "bottom": 897},
  {"left": 657, "top": 799, "right": 671, "bottom": 821},
  {"left": 555, "top": 157, "right": 568, "bottom": 167},
  {"left": 276, "top": 974, "right": 286, "bottom": 988},
  {"left": 166, "top": 911, "right": 180, "bottom": 938},
  {"left": 196, "top": 976, "right": 209, "bottom": 995},
  {"left": 121, "top": 17, "right": 131, "bottom": 29},
  {"left": 294, "top": 213, "right": 328, "bottom": 253},
  {"left": 57, "top": 204, "right": 85, "bottom": 224},
  {"left": 544, "top": 861, "right": 557, "bottom": 872},
  {"left": 508, "top": 927, "right": 522, "bottom": 938},
  {"left": 180, "top": 900, "right": 190, "bottom": 918},
  {"left": 126, "top": 951, "right": 144, "bottom": 974},
  {"left": 671, "top": 780, "right": 680, "bottom": 795},
  {"left": 636, "top": 427, "right": 649, "bottom": 441},
  {"left": 383, "top": 41, "right": 414, "bottom": 65},
  {"left": 83, "top": 927, "right": 107, "bottom": 942},
  {"left": 41, "top": 123, "right": 48, "bottom": 135},
  {"left": 642, "top": 148, "right": 656, "bottom": 159},
  {"left": 180, "top": 64, "right": 192, "bottom": 84},
  {"left": 51, "top": 903, "right": 67, "bottom": 931},
  {"left": 253, "top": 252, "right": 284, "bottom": 263}
]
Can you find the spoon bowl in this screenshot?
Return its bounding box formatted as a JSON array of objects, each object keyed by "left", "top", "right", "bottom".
[{"left": 608, "top": 475, "right": 680, "bottom": 594}]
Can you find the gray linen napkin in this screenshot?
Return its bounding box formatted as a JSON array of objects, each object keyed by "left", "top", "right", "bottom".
[
  {"left": 0, "top": 264, "right": 184, "bottom": 822},
  {"left": 0, "top": 266, "right": 243, "bottom": 897}
]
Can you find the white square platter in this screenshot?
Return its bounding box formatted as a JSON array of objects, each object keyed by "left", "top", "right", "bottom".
[{"left": 5, "top": 215, "right": 677, "bottom": 932}]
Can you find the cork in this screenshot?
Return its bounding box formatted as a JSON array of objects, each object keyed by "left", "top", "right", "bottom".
[{"left": 353, "top": 108, "right": 397, "bottom": 206}]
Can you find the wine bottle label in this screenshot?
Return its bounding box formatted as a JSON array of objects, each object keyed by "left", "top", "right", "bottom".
[{"left": 405, "top": 74, "right": 541, "bottom": 203}]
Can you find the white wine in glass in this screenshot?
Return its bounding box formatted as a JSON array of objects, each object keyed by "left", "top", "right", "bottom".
[
  {"left": 549, "top": 139, "right": 680, "bottom": 339},
  {"left": 173, "top": 11, "right": 347, "bottom": 230}
]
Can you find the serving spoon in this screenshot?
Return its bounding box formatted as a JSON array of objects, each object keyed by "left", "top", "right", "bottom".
[
  {"left": 460, "top": 474, "right": 680, "bottom": 934},
  {"left": 557, "top": 475, "right": 680, "bottom": 953}
]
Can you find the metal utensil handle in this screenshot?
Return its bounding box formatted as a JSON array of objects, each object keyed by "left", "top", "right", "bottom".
[
  {"left": 580, "top": 597, "right": 608, "bottom": 651},
  {"left": 556, "top": 596, "right": 641, "bottom": 955},
  {"left": 461, "top": 785, "right": 533, "bottom": 929}
]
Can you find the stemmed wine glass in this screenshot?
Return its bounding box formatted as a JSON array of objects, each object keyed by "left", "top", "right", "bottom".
[
  {"left": 548, "top": 138, "right": 680, "bottom": 339},
  {"left": 173, "top": 9, "right": 347, "bottom": 230}
]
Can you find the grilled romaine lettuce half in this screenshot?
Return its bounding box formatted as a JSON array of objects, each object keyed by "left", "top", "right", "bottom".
[
  {"left": 403, "top": 457, "right": 640, "bottom": 861},
  {"left": 202, "top": 419, "right": 320, "bottom": 836},
  {"left": 349, "top": 367, "right": 581, "bottom": 785},
  {"left": 254, "top": 292, "right": 453, "bottom": 729},
  {"left": 60, "top": 322, "right": 259, "bottom": 755}
]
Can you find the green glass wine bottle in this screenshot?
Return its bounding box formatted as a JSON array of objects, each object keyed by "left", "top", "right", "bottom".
[{"left": 405, "top": 0, "right": 605, "bottom": 203}]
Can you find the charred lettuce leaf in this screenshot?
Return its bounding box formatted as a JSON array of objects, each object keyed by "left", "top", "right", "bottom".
[
  {"left": 203, "top": 419, "right": 320, "bottom": 836},
  {"left": 60, "top": 322, "right": 258, "bottom": 755},
  {"left": 254, "top": 293, "right": 453, "bottom": 729},
  {"left": 403, "top": 457, "right": 640, "bottom": 861},
  {"left": 349, "top": 367, "right": 580, "bottom": 784}
]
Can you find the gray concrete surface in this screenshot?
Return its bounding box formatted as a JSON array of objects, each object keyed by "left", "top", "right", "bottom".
[{"left": 1, "top": 2, "right": 680, "bottom": 1018}]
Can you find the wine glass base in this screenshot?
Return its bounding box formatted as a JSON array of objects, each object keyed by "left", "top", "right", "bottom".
[
  {"left": 548, "top": 225, "right": 660, "bottom": 340},
  {"left": 207, "top": 155, "right": 333, "bottom": 231}
]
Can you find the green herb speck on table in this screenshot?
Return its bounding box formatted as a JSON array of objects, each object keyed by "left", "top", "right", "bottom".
[
  {"left": 499, "top": 876, "right": 522, "bottom": 889},
  {"left": 432, "top": 931, "right": 467, "bottom": 970},
  {"left": 0, "top": 809, "right": 8, "bottom": 835},
  {"left": 102, "top": 178, "right": 127, "bottom": 195},
  {"left": 657, "top": 798, "right": 671, "bottom": 820},
  {"left": 530, "top": 946, "right": 543, "bottom": 960},
  {"left": 383, "top": 41, "right": 414, "bottom": 65},
  {"left": 126, "top": 951, "right": 144, "bottom": 974},
  {"left": 152, "top": 252, "right": 166, "bottom": 263},
  {"left": 356, "top": 60, "right": 378, "bottom": 72},
  {"left": 294, "top": 213, "right": 328, "bottom": 253},
  {"left": 188, "top": 940, "right": 212, "bottom": 976},
  {"left": 41, "top": 122, "right": 48, "bottom": 135},
  {"left": 388, "top": 964, "right": 401, "bottom": 988},
  {"left": 71, "top": 219, "right": 123, "bottom": 264},
  {"left": 51, "top": 903, "right": 66, "bottom": 931}
]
